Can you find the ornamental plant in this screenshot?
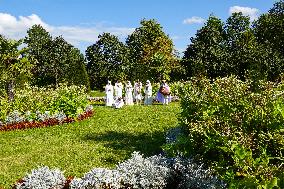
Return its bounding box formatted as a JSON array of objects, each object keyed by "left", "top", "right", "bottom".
[
  {"left": 0, "top": 83, "right": 89, "bottom": 122},
  {"left": 17, "top": 151, "right": 224, "bottom": 189},
  {"left": 166, "top": 76, "right": 284, "bottom": 188},
  {"left": 15, "top": 166, "right": 66, "bottom": 189}
]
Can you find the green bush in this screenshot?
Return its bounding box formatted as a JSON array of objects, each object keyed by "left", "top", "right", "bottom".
[
  {"left": 165, "top": 76, "right": 284, "bottom": 188},
  {"left": 0, "top": 83, "right": 88, "bottom": 121}
]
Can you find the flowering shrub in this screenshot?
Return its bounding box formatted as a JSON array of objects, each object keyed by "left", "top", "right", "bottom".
[
  {"left": 0, "top": 83, "right": 89, "bottom": 122},
  {"left": 15, "top": 166, "right": 66, "bottom": 189},
  {"left": 165, "top": 76, "right": 284, "bottom": 188}
]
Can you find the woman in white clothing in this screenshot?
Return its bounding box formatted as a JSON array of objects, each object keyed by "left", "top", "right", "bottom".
[
  {"left": 125, "top": 81, "right": 134, "bottom": 105},
  {"left": 105, "top": 81, "right": 114, "bottom": 106},
  {"left": 114, "top": 80, "right": 123, "bottom": 100},
  {"left": 144, "top": 80, "right": 152, "bottom": 105},
  {"left": 112, "top": 97, "right": 124, "bottom": 109},
  {"left": 134, "top": 79, "right": 143, "bottom": 105}
]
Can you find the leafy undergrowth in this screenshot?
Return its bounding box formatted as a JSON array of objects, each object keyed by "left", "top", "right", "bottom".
[
  {"left": 166, "top": 77, "right": 284, "bottom": 188},
  {"left": 0, "top": 103, "right": 180, "bottom": 188}
]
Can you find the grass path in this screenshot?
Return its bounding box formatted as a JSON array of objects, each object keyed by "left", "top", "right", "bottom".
[{"left": 0, "top": 103, "right": 180, "bottom": 188}]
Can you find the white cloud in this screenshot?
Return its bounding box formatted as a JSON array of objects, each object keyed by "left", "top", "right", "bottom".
[
  {"left": 183, "top": 16, "right": 205, "bottom": 25},
  {"left": 0, "top": 13, "right": 134, "bottom": 49},
  {"left": 229, "top": 6, "right": 260, "bottom": 20}
]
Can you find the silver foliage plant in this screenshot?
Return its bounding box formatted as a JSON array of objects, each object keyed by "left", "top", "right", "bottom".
[
  {"left": 70, "top": 168, "right": 122, "bottom": 189},
  {"left": 116, "top": 152, "right": 170, "bottom": 189},
  {"left": 16, "top": 166, "right": 66, "bottom": 189},
  {"left": 3, "top": 104, "right": 93, "bottom": 125},
  {"left": 17, "top": 152, "right": 227, "bottom": 189},
  {"left": 169, "top": 157, "right": 227, "bottom": 189},
  {"left": 70, "top": 152, "right": 170, "bottom": 189}
]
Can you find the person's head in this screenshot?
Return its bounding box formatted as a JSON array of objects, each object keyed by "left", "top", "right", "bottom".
[
  {"left": 108, "top": 80, "right": 111, "bottom": 85},
  {"left": 146, "top": 80, "right": 150, "bottom": 84},
  {"left": 162, "top": 79, "right": 166, "bottom": 84}
]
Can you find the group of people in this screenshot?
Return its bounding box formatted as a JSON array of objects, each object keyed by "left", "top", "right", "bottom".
[{"left": 105, "top": 80, "right": 171, "bottom": 108}]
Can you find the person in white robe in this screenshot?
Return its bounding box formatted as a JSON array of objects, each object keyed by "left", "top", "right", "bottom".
[
  {"left": 125, "top": 81, "right": 134, "bottom": 105},
  {"left": 112, "top": 97, "right": 124, "bottom": 109},
  {"left": 134, "top": 79, "right": 143, "bottom": 105},
  {"left": 156, "top": 80, "right": 171, "bottom": 105},
  {"left": 114, "top": 80, "right": 123, "bottom": 100},
  {"left": 105, "top": 81, "right": 114, "bottom": 106},
  {"left": 144, "top": 80, "right": 153, "bottom": 105}
]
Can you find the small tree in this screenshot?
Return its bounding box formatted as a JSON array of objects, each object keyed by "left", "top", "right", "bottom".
[{"left": 0, "top": 36, "right": 34, "bottom": 101}]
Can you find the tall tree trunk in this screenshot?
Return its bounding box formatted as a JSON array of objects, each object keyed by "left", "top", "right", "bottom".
[{"left": 6, "top": 80, "right": 14, "bottom": 102}]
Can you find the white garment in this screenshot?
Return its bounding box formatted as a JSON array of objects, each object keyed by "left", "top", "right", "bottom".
[
  {"left": 125, "top": 83, "right": 134, "bottom": 105},
  {"left": 163, "top": 95, "right": 170, "bottom": 105},
  {"left": 134, "top": 82, "right": 143, "bottom": 101},
  {"left": 114, "top": 82, "right": 123, "bottom": 99},
  {"left": 105, "top": 84, "right": 114, "bottom": 106},
  {"left": 144, "top": 82, "right": 152, "bottom": 105},
  {"left": 113, "top": 98, "right": 124, "bottom": 109}
]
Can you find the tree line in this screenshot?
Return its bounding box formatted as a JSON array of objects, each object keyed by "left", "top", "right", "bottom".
[
  {"left": 0, "top": 0, "right": 283, "bottom": 98},
  {"left": 182, "top": 0, "right": 284, "bottom": 84}
]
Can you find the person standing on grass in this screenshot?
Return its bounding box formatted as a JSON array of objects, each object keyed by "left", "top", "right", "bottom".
[
  {"left": 114, "top": 80, "right": 123, "bottom": 100},
  {"left": 125, "top": 81, "right": 134, "bottom": 105},
  {"left": 134, "top": 79, "right": 143, "bottom": 105},
  {"left": 105, "top": 80, "right": 114, "bottom": 106},
  {"left": 156, "top": 80, "right": 171, "bottom": 105},
  {"left": 144, "top": 80, "right": 153, "bottom": 105}
]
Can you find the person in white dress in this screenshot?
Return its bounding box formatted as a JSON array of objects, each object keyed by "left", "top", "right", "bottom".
[
  {"left": 114, "top": 80, "right": 123, "bottom": 100},
  {"left": 134, "top": 79, "right": 143, "bottom": 105},
  {"left": 125, "top": 81, "right": 134, "bottom": 105},
  {"left": 105, "top": 81, "right": 114, "bottom": 106},
  {"left": 156, "top": 80, "right": 171, "bottom": 105},
  {"left": 112, "top": 97, "right": 124, "bottom": 109},
  {"left": 144, "top": 80, "right": 152, "bottom": 105}
]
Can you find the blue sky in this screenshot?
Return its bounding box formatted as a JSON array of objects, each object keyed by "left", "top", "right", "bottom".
[{"left": 0, "top": 0, "right": 277, "bottom": 54}]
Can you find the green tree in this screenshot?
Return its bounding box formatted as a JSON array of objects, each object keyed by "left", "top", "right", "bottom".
[
  {"left": 126, "top": 19, "right": 177, "bottom": 82},
  {"left": 25, "top": 25, "right": 89, "bottom": 88},
  {"left": 0, "top": 36, "right": 34, "bottom": 101},
  {"left": 24, "top": 24, "right": 53, "bottom": 86},
  {"left": 253, "top": 0, "right": 284, "bottom": 81},
  {"left": 49, "top": 36, "right": 89, "bottom": 88},
  {"left": 182, "top": 15, "right": 226, "bottom": 79},
  {"left": 224, "top": 12, "right": 254, "bottom": 80},
  {"left": 86, "top": 32, "right": 128, "bottom": 89}
]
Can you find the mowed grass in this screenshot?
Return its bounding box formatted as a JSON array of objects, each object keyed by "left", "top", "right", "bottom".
[
  {"left": 0, "top": 103, "right": 180, "bottom": 188},
  {"left": 89, "top": 90, "right": 105, "bottom": 97}
]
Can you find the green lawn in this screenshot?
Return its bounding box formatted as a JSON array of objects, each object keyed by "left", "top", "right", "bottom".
[
  {"left": 89, "top": 90, "right": 105, "bottom": 97},
  {"left": 0, "top": 103, "right": 180, "bottom": 188}
]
